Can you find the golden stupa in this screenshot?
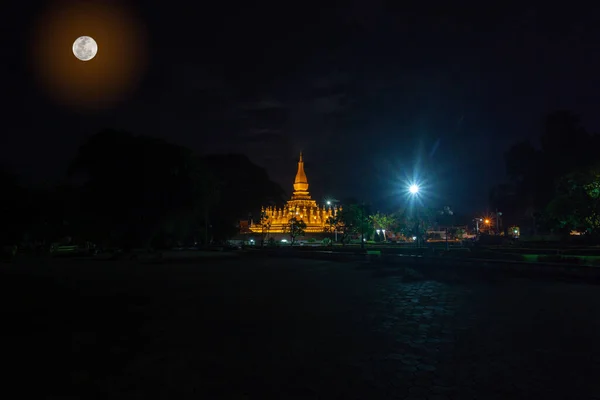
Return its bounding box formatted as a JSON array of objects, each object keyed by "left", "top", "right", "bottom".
[{"left": 251, "top": 152, "right": 341, "bottom": 233}]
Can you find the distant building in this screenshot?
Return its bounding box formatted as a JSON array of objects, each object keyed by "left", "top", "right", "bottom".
[{"left": 238, "top": 220, "right": 251, "bottom": 234}]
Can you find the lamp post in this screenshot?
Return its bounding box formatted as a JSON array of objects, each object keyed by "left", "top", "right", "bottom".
[
  {"left": 408, "top": 184, "right": 420, "bottom": 247},
  {"left": 495, "top": 209, "right": 502, "bottom": 235},
  {"left": 444, "top": 227, "right": 448, "bottom": 250},
  {"left": 326, "top": 199, "right": 339, "bottom": 243},
  {"left": 360, "top": 202, "right": 366, "bottom": 250}
]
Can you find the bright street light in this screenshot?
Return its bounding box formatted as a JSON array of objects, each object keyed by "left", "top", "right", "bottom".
[{"left": 406, "top": 182, "right": 422, "bottom": 247}]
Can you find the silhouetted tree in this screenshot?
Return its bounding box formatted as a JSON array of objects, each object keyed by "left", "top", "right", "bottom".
[
  {"left": 501, "top": 110, "right": 600, "bottom": 233},
  {"left": 435, "top": 206, "right": 455, "bottom": 228},
  {"left": 283, "top": 217, "right": 306, "bottom": 246},
  {"left": 546, "top": 165, "right": 600, "bottom": 235},
  {"left": 258, "top": 211, "right": 272, "bottom": 247},
  {"left": 369, "top": 212, "right": 396, "bottom": 241},
  {"left": 393, "top": 206, "right": 436, "bottom": 243},
  {"left": 68, "top": 129, "right": 211, "bottom": 248},
  {"left": 201, "top": 154, "right": 285, "bottom": 242},
  {"left": 337, "top": 202, "right": 372, "bottom": 248},
  {"left": 67, "top": 131, "right": 286, "bottom": 247},
  {"left": 334, "top": 208, "right": 355, "bottom": 246},
  {"left": 323, "top": 216, "right": 337, "bottom": 246},
  {"left": 0, "top": 164, "right": 25, "bottom": 246}
]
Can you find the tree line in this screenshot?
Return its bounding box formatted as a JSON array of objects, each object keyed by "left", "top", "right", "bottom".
[
  {"left": 0, "top": 129, "right": 285, "bottom": 250},
  {"left": 492, "top": 110, "right": 600, "bottom": 237}
]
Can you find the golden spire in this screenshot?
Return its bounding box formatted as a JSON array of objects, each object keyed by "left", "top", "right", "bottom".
[{"left": 293, "top": 151, "right": 309, "bottom": 192}]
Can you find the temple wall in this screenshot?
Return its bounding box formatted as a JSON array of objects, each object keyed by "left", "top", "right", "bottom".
[{"left": 250, "top": 204, "right": 341, "bottom": 234}]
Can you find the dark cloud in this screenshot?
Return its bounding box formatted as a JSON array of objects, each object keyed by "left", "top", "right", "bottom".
[
  {"left": 312, "top": 93, "right": 348, "bottom": 115},
  {"left": 241, "top": 99, "right": 286, "bottom": 111},
  {"left": 240, "top": 130, "right": 286, "bottom": 143}
]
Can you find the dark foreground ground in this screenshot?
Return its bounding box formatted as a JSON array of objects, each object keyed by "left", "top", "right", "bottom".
[{"left": 1, "top": 257, "right": 599, "bottom": 399}]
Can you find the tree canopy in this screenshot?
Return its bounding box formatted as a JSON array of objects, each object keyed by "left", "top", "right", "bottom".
[
  {"left": 2, "top": 129, "right": 284, "bottom": 249},
  {"left": 497, "top": 110, "right": 600, "bottom": 235}
]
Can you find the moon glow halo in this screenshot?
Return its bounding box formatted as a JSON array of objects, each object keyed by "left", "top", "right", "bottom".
[{"left": 29, "top": 2, "right": 147, "bottom": 110}]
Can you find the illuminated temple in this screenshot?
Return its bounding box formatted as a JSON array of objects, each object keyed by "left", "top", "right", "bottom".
[{"left": 250, "top": 153, "right": 341, "bottom": 234}]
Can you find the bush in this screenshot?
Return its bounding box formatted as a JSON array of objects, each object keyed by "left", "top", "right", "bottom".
[
  {"left": 591, "top": 258, "right": 600, "bottom": 266},
  {"left": 322, "top": 238, "right": 332, "bottom": 246},
  {"left": 442, "top": 249, "right": 525, "bottom": 261},
  {"left": 538, "top": 255, "right": 582, "bottom": 264},
  {"left": 476, "top": 251, "right": 525, "bottom": 261}
]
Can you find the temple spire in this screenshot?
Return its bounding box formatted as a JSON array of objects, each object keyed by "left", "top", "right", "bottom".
[{"left": 293, "top": 152, "right": 309, "bottom": 193}]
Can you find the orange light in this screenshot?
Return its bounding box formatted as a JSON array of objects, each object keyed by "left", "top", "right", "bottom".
[{"left": 484, "top": 219, "right": 490, "bottom": 224}]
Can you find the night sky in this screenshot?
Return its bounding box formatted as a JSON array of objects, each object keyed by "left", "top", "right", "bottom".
[{"left": 4, "top": 1, "right": 600, "bottom": 214}]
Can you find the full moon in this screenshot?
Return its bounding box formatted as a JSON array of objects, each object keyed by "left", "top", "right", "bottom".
[{"left": 72, "top": 36, "right": 98, "bottom": 61}]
